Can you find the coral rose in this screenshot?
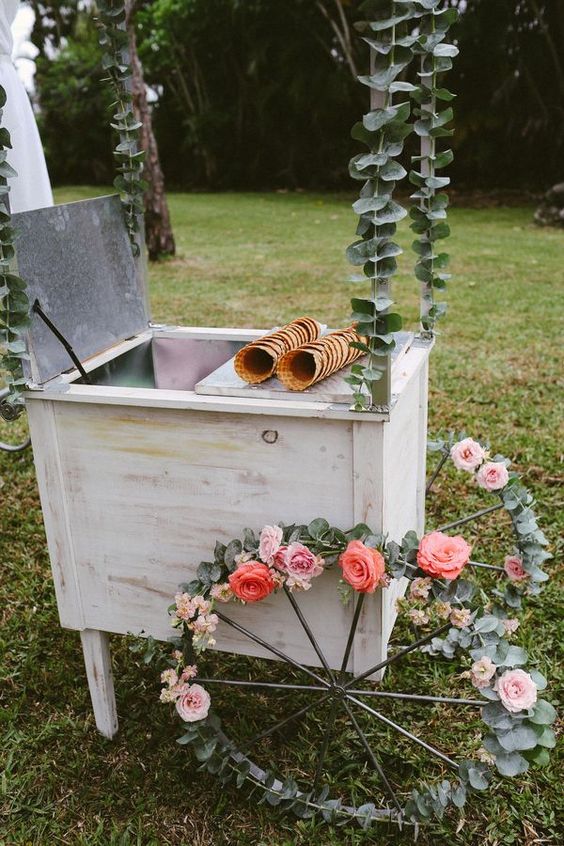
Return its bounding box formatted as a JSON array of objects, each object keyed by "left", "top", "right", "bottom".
[
  {"left": 495, "top": 669, "right": 537, "bottom": 713},
  {"left": 228, "top": 561, "right": 275, "bottom": 602},
  {"left": 339, "top": 540, "right": 386, "bottom": 594},
  {"left": 175, "top": 683, "right": 211, "bottom": 722},
  {"left": 476, "top": 461, "right": 509, "bottom": 491},
  {"left": 504, "top": 554, "right": 528, "bottom": 582},
  {"left": 450, "top": 437, "right": 486, "bottom": 472},
  {"left": 417, "top": 531, "right": 471, "bottom": 580}
]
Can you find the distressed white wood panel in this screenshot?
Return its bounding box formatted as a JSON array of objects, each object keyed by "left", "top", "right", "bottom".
[
  {"left": 26, "top": 400, "right": 84, "bottom": 630},
  {"left": 379, "top": 356, "right": 429, "bottom": 649},
  {"left": 51, "top": 402, "right": 388, "bottom": 670},
  {"left": 351, "top": 420, "right": 386, "bottom": 677}
]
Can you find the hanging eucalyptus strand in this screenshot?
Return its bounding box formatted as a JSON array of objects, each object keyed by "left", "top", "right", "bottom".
[
  {"left": 406, "top": 0, "right": 458, "bottom": 336},
  {"left": 95, "top": 0, "right": 146, "bottom": 257},
  {"left": 346, "top": 0, "right": 418, "bottom": 411},
  {"left": 0, "top": 84, "right": 29, "bottom": 420}
]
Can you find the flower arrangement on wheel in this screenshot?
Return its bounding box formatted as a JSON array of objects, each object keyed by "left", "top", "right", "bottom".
[{"left": 147, "top": 436, "right": 555, "bottom": 827}]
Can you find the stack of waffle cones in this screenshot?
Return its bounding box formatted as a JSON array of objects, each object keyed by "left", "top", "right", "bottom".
[
  {"left": 234, "top": 317, "right": 321, "bottom": 384},
  {"left": 277, "top": 326, "right": 366, "bottom": 391},
  {"left": 234, "top": 318, "right": 367, "bottom": 391}
]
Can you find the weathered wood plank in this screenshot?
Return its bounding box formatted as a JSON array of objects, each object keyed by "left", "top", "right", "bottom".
[
  {"left": 80, "top": 629, "right": 118, "bottom": 739},
  {"left": 26, "top": 400, "right": 84, "bottom": 630}
]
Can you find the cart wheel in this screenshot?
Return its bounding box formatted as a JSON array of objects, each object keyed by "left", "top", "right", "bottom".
[
  {"left": 167, "top": 438, "right": 548, "bottom": 825},
  {"left": 190, "top": 587, "right": 483, "bottom": 825},
  {"left": 0, "top": 393, "right": 30, "bottom": 453}
]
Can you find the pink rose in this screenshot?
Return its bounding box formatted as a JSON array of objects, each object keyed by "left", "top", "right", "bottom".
[
  {"left": 504, "top": 555, "right": 528, "bottom": 582},
  {"left": 284, "top": 542, "right": 323, "bottom": 580},
  {"left": 272, "top": 545, "right": 288, "bottom": 570},
  {"left": 495, "top": 669, "right": 537, "bottom": 713},
  {"left": 258, "top": 524, "right": 283, "bottom": 564},
  {"left": 476, "top": 461, "right": 509, "bottom": 491},
  {"left": 417, "top": 531, "right": 471, "bottom": 580},
  {"left": 339, "top": 540, "right": 386, "bottom": 594},
  {"left": 175, "top": 683, "right": 211, "bottom": 722},
  {"left": 470, "top": 656, "right": 496, "bottom": 689},
  {"left": 228, "top": 561, "right": 275, "bottom": 602},
  {"left": 450, "top": 437, "right": 486, "bottom": 472}
]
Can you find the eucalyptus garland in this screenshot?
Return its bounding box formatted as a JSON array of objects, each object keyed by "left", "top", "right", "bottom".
[
  {"left": 406, "top": 0, "right": 458, "bottom": 336},
  {"left": 346, "top": 0, "right": 458, "bottom": 408},
  {"left": 346, "top": 0, "right": 419, "bottom": 410},
  {"left": 95, "top": 0, "right": 146, "bottom": 257},
  {"left": 0, "top": 84, "right": 29, "bottom": 419}
]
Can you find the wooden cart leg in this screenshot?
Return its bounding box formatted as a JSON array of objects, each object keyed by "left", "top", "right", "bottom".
[{"left": 80, "top": 629, "right": 119, "bottom": 739}]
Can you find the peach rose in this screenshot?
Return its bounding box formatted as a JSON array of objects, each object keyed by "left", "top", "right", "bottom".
[
  {"left": 228, "top": 561, "right": 275, "bottom": 602},
  {"left": 258, "top": 524, "right": 283, "bottom": 564},
  {"left": 476, "top": 461, "right": 509, "bottom": 491},
  {"left": 175, "top": 683, "right": 211, "bottom": 722},
  {"left": 417, "top": 531, "right": 471, "bottom": 580},
  {"left": 495, "top": 669, "right": 537, "bottom": 713},
  {"left": 339, "top": 540, "right": 386, "bottom": 594},
  {"left": 504, "top": 554, "right": 528, "bottom": 582},
  {"left": 450, "top": 437, "right": 486, "bottom": 472}
]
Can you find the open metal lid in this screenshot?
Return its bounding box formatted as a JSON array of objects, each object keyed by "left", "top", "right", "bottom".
[{"left": 13, "top": 194, "right": 150, "bottom": 384}]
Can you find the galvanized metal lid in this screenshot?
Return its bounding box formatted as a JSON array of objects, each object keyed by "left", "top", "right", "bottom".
[{"left": 13, "top": 194, "right": 150, "bottom": 384}]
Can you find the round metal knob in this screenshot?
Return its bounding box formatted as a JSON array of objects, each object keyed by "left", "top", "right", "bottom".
[{"left": 261, "top": 429, "right": 278, "bottom": 444}]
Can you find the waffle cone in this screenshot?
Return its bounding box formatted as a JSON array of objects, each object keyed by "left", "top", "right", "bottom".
[
  {"left": 234, "top": 316, "right": 321, "bottom": 384},
  {"left": 277, "top": 327, "right": 367, "bottom": 391}
]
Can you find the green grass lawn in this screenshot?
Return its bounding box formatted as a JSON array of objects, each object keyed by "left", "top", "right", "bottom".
[{"left": 1, "top": 189, "right": 562, "bottom": 845}]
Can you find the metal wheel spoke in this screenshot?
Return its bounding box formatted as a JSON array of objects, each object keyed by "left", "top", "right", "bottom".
[
  {"left": 242, "top": 692, "right": 332, "bottom": 752},
  {"left": 195, "top": 677, "right": 328, "bottom": 694},
  {"left": 468, "top": 559, "right": 505, "bottom": 572},
  {"left": 425, "top": 451, "right": 449, "bottom": 495},
  {"left": 345, "top": 623, "right": 450, "bottom": 690},
  {"left": 436, "top": 502, "right": 503, "bottom": 533},
  {"left": 347, "top": 689, "right": 484, "bottom": 706},
  {"left": 342, "top": 699, "right": 403, "bottom": 815},
  {"left": 312, "top": 703, "right": 338, "bottom": 792},
  {"left": 347, "top": 695, "right": 458, "bottom": 770},
  {"left": 215, "top": 610, "right": 330, "bottom": 689},
  {"left": 284, "top": 587, "right": 336, "bottom": 682},
  {"left": 340, "top": 593, "right": 365, "bottom": 675}
]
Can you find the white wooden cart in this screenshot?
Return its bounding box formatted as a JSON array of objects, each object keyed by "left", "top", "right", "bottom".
[{"left": 15, "top": 194, "right": 431, "bottom": 739}]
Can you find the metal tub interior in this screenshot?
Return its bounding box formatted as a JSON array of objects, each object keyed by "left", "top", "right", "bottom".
[{"left": 77, "top": 336, "right": 245, "bottom": 392}]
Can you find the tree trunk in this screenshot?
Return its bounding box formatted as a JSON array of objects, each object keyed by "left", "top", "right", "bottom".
[{"left": 125, "top": 1, "right": 175, "bottom": 260}]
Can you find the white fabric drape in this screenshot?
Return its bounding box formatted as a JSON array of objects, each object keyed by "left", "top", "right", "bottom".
[{"left": 0, "top": 0, "right": 53, "bottom": 212}]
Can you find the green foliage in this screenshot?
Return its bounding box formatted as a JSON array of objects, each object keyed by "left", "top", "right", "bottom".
[
  {"left": 34, "top": 13, "right": 114, "bottom": 185},
  {"left": 407, "top": 0, "right": 458, "bottom": 335},
  {"left": 94, "top": 0, "right": 146, "bottom": 256},
  {"left": 346, "top": 1, "right": 418, "bottom": 410},
  {"left": 346, "top": 0, "right": 458, "bottom": 408},
  {"left": 0, "top": 86, "right": 29, "bottom": 419}
]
